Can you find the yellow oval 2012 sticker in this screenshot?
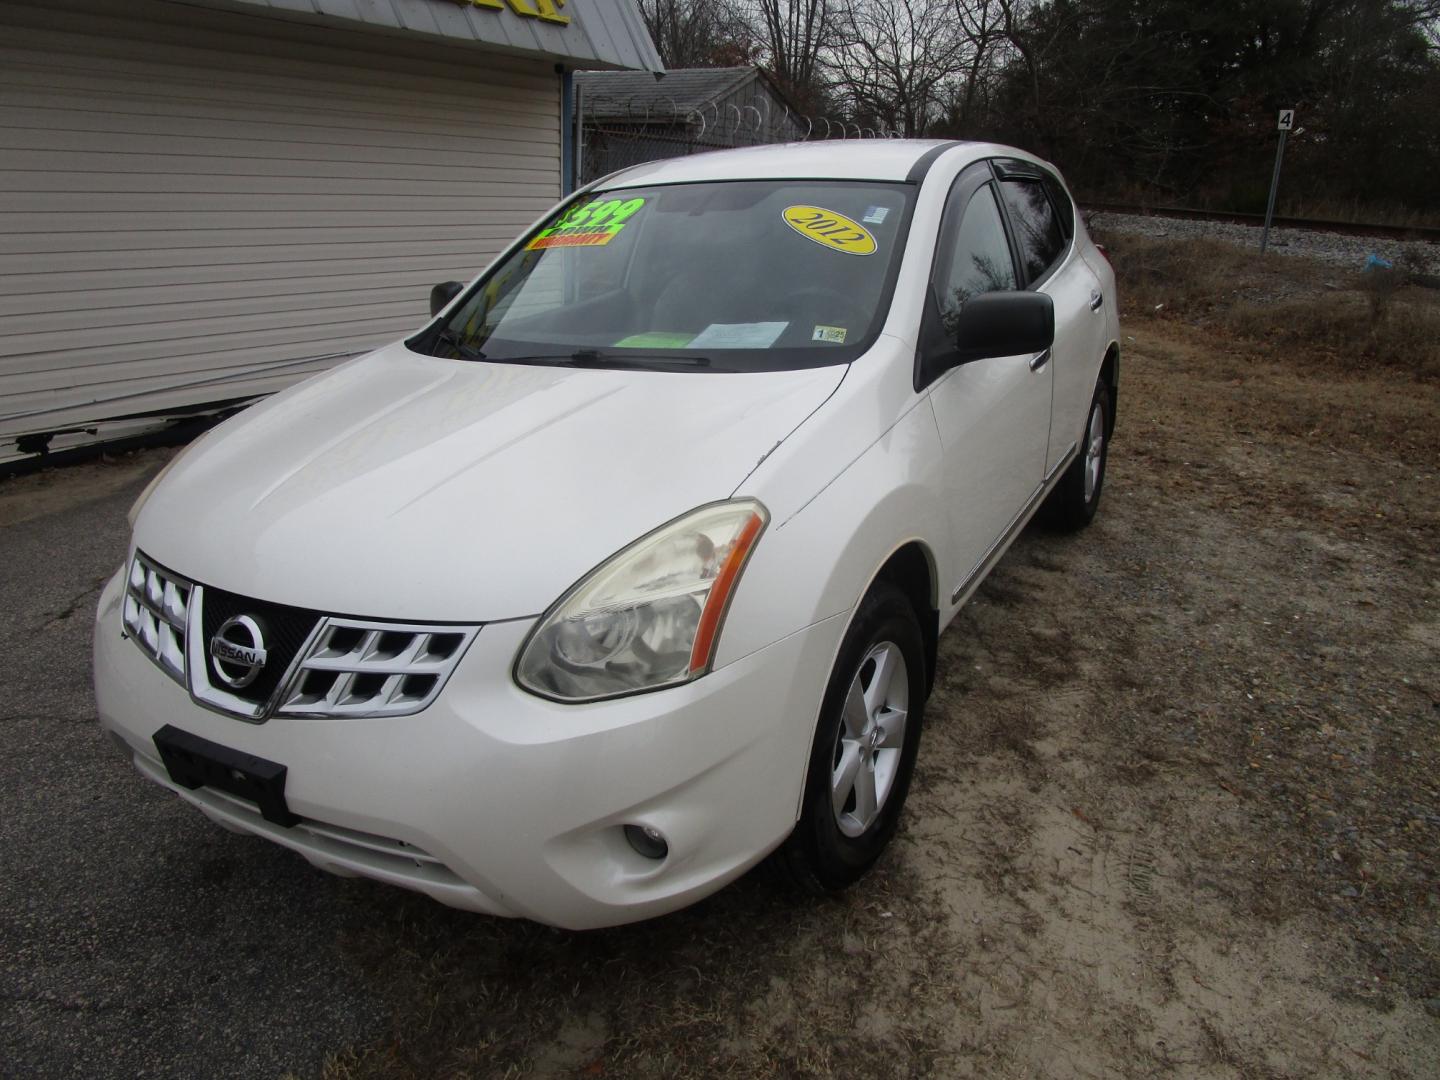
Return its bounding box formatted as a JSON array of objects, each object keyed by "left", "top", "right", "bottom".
[{"left": 782, "top": 206, "right": 877, "bottom": 255}]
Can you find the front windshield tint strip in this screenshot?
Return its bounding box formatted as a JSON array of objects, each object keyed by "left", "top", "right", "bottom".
[{"left": 409, "top": 179, "right": 917, "bottom": 374}]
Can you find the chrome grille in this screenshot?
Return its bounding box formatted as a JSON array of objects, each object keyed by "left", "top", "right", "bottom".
[
  {"left": 278, "top": 620, "right": 478, "bottom": 718},
  {"left": 123, "top": 550, "right": 478, "bottom": 720},
  {"left": 196, "top": 587, "right": 322, "bottom": 715},
  {"left": 122, "top": 553, "right": 190, "bottom": 684}
]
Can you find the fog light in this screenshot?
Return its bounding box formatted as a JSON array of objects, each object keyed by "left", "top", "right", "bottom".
[{"left": 624, "top": 823, "right": 669, "bottom": 860}]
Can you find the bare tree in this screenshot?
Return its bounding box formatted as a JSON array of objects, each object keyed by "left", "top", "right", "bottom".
[
  {"left": 639, "top": 0, "right": 753, "bottom": 68},
  {"left": 830, "top": 0, "right": 963, "bottom": 135},
  {"left": 749, "top": 0, "right": 835, "bottom": 108},
  {"left": 951, "top": 0, "right": 1008, "bottom": 131}
]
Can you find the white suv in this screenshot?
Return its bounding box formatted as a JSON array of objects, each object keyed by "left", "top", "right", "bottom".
[{"left": 94, "top": 140, "right": 1120, "bottom": 929}]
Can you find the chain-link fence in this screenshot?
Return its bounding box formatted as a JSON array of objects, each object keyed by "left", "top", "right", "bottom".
[{"left": 578, "top": 90, "right": 897, "bottom": 185}]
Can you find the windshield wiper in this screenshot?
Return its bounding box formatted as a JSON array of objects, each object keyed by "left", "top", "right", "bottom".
[
  {"left": 432, "top": 327, "right": 486, "bottom": 360},
  {"left": 497, "top": 350, "right": 711, "bottom": 368},
  {"left": 571, "top": 349, "right": 710, "bottom": 368}
]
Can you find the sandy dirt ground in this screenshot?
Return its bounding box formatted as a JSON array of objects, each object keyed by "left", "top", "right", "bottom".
[
  {"left": 7, "top": 308, "right": 1433, "bottom": 1078},
  {"left": 313, "top": 316, "right": 1439, "bottom": 1078},
  {"left": 0, "top": 453, "right": 160, "bottom": 528}
]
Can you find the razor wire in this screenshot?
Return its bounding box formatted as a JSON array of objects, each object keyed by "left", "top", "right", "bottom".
[{"left": 578, "top": 92, "right": 897, "bottom": 184}]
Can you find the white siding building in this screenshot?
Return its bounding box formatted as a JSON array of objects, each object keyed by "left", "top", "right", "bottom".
[{"left": 0, "top": 0, "right": 661, "bottom": 463}]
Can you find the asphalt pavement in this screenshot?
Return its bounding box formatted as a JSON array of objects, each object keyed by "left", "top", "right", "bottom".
[{"left": 1, "top": 459, "right": 386, "bottom": 1079}]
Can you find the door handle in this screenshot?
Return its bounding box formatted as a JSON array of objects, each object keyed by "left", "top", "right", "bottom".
[
  {"left": 1029, "top": 348, "right": 1051, "bottom": 372},
  {"left": 1089, "top": 289, "right": 1104, "bottom": 312}
]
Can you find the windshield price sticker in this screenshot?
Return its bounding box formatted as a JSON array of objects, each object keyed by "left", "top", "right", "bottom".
[
  {"left": 528, "top": 197, "right": 646, "bottom": 250},
  {"left": 613, "top": 332, "right": 696, "bottom": 348},
  {"left": 782, "top": 206, "right": 877, "bottom": 255}
]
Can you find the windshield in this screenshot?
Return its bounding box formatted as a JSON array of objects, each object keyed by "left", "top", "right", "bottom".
[{"left": 411, "top": 179, "right": 914, "bottom": 371}]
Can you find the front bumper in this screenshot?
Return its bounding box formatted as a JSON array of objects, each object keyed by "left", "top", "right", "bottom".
[{"left": 93, "top": 569, "right": 844, "bottom": 929}]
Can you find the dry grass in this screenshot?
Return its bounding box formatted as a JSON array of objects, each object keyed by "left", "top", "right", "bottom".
[
  {"left": 1276, "top": 196, "right": 1440, "bottom": 231},
  {"left": 1097, "top": 234, "right": 1252, "bottom": 314},
  {"left": 1095, "top": 230, "right": 1440, "bottom": 377},
  {"left": 1086, "top": 184, "right": 1440, "bottom": 230},
  {"left": 1224, "top": 292, "right": 1440, "bottom": 377},
  {"left": 1268, "top": 197, "right": 1440, "bottom": 231}
]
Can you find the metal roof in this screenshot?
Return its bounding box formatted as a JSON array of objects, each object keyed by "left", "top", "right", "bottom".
[
  {"left": 575, "top": 67, "right": 767, "bottom": 121},
  {"left": 194, "top": 0, "right": 663, "bottom": 73}
]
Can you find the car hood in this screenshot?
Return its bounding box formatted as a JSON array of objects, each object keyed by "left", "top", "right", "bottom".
[{"left": 135, "top": 343, "right": 844, "bottom": 621}]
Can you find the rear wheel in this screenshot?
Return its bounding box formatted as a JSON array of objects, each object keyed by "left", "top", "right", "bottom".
[
  {"left": 781, "top": 582, "right": 926, "bottom": 892},
  {"left": 1041, "top": 379, "right": 1110, "bottom": 532}
]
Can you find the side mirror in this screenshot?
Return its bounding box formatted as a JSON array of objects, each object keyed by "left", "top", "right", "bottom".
[
  {"left": 951, "top": 291, "right": 1055, "bottom": 364},
  {"left": 917, "top": 286, "right": 1055, "bottom": 388},
  {"left": 429, "top": 281, "right": 464, "bottom": 317}
]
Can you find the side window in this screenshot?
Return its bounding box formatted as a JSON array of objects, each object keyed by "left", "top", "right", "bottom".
[
  {"left": 938, "top": 184, "right": 1017, "bottom": 329},
  {"left": 1043, "top": 174, "right": 1075, "bottom": 239},
  {"left": 999, "top": 179, "right": 1067, "bottom": 282}
]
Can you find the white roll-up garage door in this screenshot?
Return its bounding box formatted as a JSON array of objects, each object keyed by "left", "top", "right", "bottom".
[{"left": 0, "top": 0, "right": 562, "bottom": 460}]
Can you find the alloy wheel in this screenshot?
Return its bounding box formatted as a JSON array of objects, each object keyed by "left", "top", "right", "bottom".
[
  {"left": 1084, "top": 401, "right": 1105, "bottom": 503},
  {"left": 831, "top": 641, "right": 909, "bottom": 838}
]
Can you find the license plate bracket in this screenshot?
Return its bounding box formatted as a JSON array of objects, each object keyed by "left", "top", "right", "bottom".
[{"left": 153, "top": 724, "right": 299, "bottom": 827}]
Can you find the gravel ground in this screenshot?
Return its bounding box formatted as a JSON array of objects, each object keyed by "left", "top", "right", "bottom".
[{"left": 1087, "top": 210, "right": 1440, "bottom": 274}]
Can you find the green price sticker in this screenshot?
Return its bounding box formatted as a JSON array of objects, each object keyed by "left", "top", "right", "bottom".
[{"left": 528, "top": 197, "right": 646, "bottom": 250}]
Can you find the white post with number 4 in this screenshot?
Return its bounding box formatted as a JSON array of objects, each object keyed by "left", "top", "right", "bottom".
[{"left": 1262, "top": 109, "right": 1296, "bottom": 253}]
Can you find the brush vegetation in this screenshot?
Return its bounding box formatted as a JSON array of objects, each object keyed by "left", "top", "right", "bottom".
[{"left": 1094, "top": 229, "right": 1440, "bottom": 378}]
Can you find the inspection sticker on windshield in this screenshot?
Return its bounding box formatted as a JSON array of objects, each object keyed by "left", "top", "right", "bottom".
[
  {"left": 528, "top": 196, "right": 647, "bottom": 250},
  {"left": 862, "top": 206, "right": 890, "bottom": 224},
  {"left": 782, "top": 206, "right": 877, "bottom": 255},
  {"left": 812, "top": 325, "right": 847, "bottom": 343}
]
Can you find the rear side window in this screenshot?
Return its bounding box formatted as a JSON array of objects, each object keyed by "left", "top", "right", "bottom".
[
  {"left": 999, "top": 179, "right": 1067, "bottom": 282},
  {"left": 936, "top": 184, "right": 1017, "bottom": 328},
  {"left": 1043, "top": 175, "right": 1075, "bottom": 239}
]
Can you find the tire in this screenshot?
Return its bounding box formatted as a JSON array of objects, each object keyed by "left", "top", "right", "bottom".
[
  {"left": 781, "top": 582, "right": 927, "bottom": 893},
  {"left": 1040, "top": 379, "right": 1111, "bottom": 532}
]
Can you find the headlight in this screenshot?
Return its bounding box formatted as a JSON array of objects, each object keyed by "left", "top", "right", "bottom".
[{"left": 515, "top": 499, "right": 769, "bottom": 703}]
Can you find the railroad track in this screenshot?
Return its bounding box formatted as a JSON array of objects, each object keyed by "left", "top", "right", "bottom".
[{"left": 1083, "top": 201, "right": 1440, "bottom": 243}]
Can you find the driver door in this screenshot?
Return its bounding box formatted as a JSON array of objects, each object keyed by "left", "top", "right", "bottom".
[{"left": 926, "top": 164, "right": 1052, "bottom": 612}]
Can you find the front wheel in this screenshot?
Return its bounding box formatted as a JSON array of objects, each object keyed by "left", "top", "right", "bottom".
[
  {"left": 1040, "top": 379, "right": 1110, "bottom": 532},
  {"left": 781, "top": 582, "right": 927, "bottom": 892}
]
